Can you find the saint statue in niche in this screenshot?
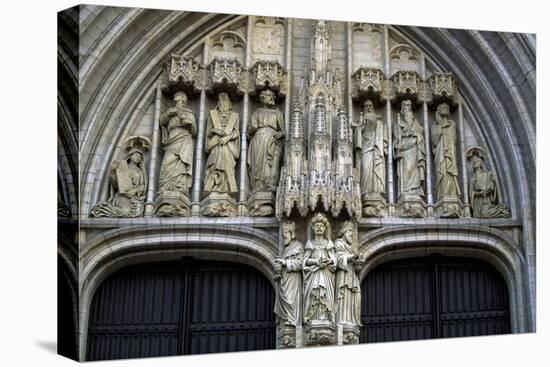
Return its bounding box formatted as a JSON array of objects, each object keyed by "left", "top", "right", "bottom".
[
  {"left": 91, "top": 136, "right": 150, "bottom": 218},
  {"left": 158, "top": 91, "right": 197, "bottom": 196},
  {"left": 303, "top": 213, "right": 337, "bottom": 325},
  {"left": 247, "top": 89, "right": 285, "bottom": 193},
  {"left": 334, "top": 221, "right": 361, "bottom": 326},
  {"left": 355, "top": 99, "right": 387, "bottom": 200},
  {"left": 204, "top": 92, "right": 240, "bottom": 194},
  {"left": 431, "top": 102, "right": 461, "bottom": 200},
  {"left": 394, "top": 99, "right": 426, "bottom": 198},
  {"left": 467, "top": 147, "right": 511, "bottom": 218},
  {"left": 274, "top": 221, "right": 303, "bottom": 327}
]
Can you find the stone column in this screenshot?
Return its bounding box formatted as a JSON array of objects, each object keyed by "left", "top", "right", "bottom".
[
  {"left": 284, "top": 18, "right": 293, "bottom": 140},
  {"left": 237, "top": 16, "right": 254, "bottom": 215},
  {"left": 191, "top": 46, "right": 209, "bottom": 216},
  {"left": 144, "top": 86, "right": 162, "bottom": 217},
  {"left": 421, "top": 54, "right": 435, "bottom": 217},
  {"left": 458, "top": 97, "right": 471, "bottom": 217},
  {"left": 383, "top": 25, "right": 395, "bottom": 213}
]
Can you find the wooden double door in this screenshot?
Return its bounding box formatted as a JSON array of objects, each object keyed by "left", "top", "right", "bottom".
[
  {"left": 360, "top": 256, "right": 511, "bottom": 343},
  {"left": 87, "top": 260, "right": 276, "bottom": 360}
]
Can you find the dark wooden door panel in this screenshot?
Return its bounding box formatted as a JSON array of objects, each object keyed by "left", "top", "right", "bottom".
[
  {"left": 87, "top": 261, "right": 275, "bottom": 361},
  {"left": 361, "top": 256, "right": 511, "bottom": 343}
]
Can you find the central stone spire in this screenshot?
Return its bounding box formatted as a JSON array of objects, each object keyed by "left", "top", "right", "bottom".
[{"left": 277, "top": 20, "right": 361, "bottom": 219}]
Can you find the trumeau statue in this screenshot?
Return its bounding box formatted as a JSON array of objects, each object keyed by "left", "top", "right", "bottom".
[
  {"left": 158, "top": 92, "right": 196, "bottom": 195},
  {"left": 431, "top": 103, "right": 461, "bottom": 200},
  {"left": 91, "top": 136, "right": 150, "bottom": 218},
  {"left": 394, "top": 99, "right": 426, "bottom": 198},
  {"left": 274, "top": 221, "right": 303, "bottom": 347},
  {"left": 204, "top": 92, "right": 240, "bottom": 194},
  {"left": 354, "top": 99, "right": 387, "bottom": 216},
  {"left": 467, "top": 147, "right": 511, "bottom": 218},
  {"left": 303, "top": 213, "right": 337, "bottom": 327},
  {"left": 248, "top": 89, "right": 285, "bottom": 193},
  {"left": 334, "top": 221, "right": 361, "bottom": 328}
]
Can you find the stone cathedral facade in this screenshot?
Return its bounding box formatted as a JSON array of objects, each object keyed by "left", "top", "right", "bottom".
[{"left": 57, "top": 5, "right": 536, "bottom": 362}]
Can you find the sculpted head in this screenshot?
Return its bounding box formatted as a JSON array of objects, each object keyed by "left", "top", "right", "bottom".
[
  {"left": 311, "top": 212, "right": 330, "bottom": 239},
  {"left": 217, "top": 92, "right": 232, "bottom": 111},
  {"left": 174, "top": 91, "right": 188, "bottom": 107},
  {"left": 363, "top": 99, "right": 375, "bottom": 114},
  {"left": 436, "top": 102, "right": 450, "bottom": 118},
  {"left": 282, "top": 221, "right": 296, "bottom": 246},
  {"left": 129, "top": 151, "right": 142, "bottom": 164},
  {"left": 260, "top": 89, "right": 276, "bottom": 107},
  {"left": 467, "top": 147, "right": 486, "bottom": 171},
  {"left": 338, "top": 221, "right": 354, "bottom": 244}
]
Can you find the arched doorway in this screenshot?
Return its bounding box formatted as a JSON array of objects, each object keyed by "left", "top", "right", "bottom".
[
  {"left": 86, "top": 260, "right": 276, "bottom": 361},
  {"left": 360, "top": 256, "right": 511, "bottom": 343}
]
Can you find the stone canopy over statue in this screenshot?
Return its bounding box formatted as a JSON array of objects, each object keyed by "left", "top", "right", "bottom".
[{"left": 247, "top": 89, "right": 285, "bottom": 216}]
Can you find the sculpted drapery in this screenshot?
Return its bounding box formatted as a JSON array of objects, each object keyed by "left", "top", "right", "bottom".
[
  {"left": 303, "top": 213, "right": 337, "bottom": 325},
  {"left": 274, "top": 221, "right": 303, "bottom": 326},
  {"left": 91, "top": 150, "right": 148, "bottom": 218},
  {"left": 431, "top": 103, "right": 461, "bottom": 199},
  {"left": 158, "top": 92, "right": 197, "bottom": 195},
  {"left": 394, "top": 99, "right": 426, "bottom": 198},
  {"left": 467, "top": 148, "right": 511, "bottom": 218},
  {"left": 354, "top": 99, "right": 387, "bottom": 198},
  {"left": 204, "top": 92, "right": 240, "bottom": 194},
  {"left": 334, "top": 221, "right": 361, "bottom": 326},
  {"left": 247, "top": 90, "right": 285, "bottom": 193}
]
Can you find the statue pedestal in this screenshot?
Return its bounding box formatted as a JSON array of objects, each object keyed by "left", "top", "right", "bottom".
[
  {"left": 154, "top": 191, "right": 191, "bottom": 217},
  {"left": 361, "top": 193, "right": 387, "bottom": 217},
  {"left": 304, "top": 321, "right": 335, "bottom": 346},
  {"left": 340, "top": 324, "right": 360, "bottom": 345},
  {"left": 247, "top": 192, "right": 275, "bottom": 217},
  {"left": 277, "top": 324, "right": 296, "bottom": 348},
  {"left": 435, "top": 196, "right": 463, "bottom": 218},
  {"left": 396, "top": 194, "right": 426, "bottom": 218},
  {"left": 201, "top": 192, "right": 237, "bottom": 217}
]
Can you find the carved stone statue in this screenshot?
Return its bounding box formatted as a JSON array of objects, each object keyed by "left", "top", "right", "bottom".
[
  {"left": 334, "top": 221, "right": 361, "bottom": 329},
  {"left": 91, "top": 136, "right": 150, "bottom": 218},
  {"left": 394, "top": 99, "right": 426, "bottom": 217},
  {"left": 467, "top": 147, "right": 511, "bottom": 218},
  {"left": 274, "top": 221, "right": 303, "bottom": 347},
  {"left": 202, "top": 92, "right": 240, "bottom": 216},
  {"left": 303, "top": 212, "right": 337, "bottom": 345},
  {"left": 431, "top": 103, "right": 461, "bottom": 199},
  {"left": 354, "top": 99, "right": 387, "bottom": 216},
  {"left": 248, "top": 89, "right": 285, "bottom": 193},
  {"left": 159, "top": 92, "right": 196, "bottom": 194},
  {"left": 155, "top": 92, "right": 197, "bottom": 216},
  {"left": 395, "top": 99, "right": 425, "bottom": 197},
  {"left": 204, "top": 92, "right": 240, "bottom": 194}
]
